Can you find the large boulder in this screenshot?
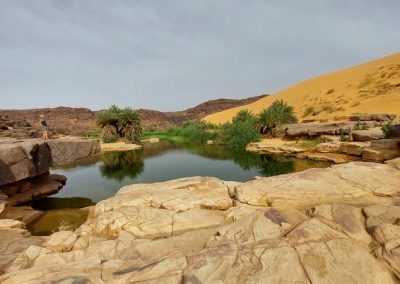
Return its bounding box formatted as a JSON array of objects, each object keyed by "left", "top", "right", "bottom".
[
  {"left": 47, "top": 137, "right": 101, "bottom": 166},
  {"left": 352, "top": 127, "right": 385, "bottom": 142},
  {"left": 0, "top": 139, "right": 52, "bottom": 186}
]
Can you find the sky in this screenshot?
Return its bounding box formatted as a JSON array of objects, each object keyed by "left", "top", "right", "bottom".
[{"left": 0, "top": 0, "right": 399, "bottom": 111}]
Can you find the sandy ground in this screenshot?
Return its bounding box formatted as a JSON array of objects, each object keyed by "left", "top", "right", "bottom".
[
  {"left": 204, "top": 53, "right": 400, "bottom": 124},
  {"left": 100, "top": 142, "right": 142, "bottom": 152}
]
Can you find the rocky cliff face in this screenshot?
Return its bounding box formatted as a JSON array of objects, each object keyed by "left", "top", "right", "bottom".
[{"left": 0, "top": 95, "right": 267, "bottom": 133}]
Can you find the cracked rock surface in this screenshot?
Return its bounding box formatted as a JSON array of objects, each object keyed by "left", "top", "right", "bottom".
[{"left": 1, "top": 162, "right": 400, "bottom": 283}]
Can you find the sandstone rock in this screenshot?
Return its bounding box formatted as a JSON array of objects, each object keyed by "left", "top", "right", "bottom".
[
  {"left": 283, "top": 121, "right": 376, "bottom": 137},
  {"left": 338, "top": 141, "right": 370, "bottom": 156},
  {"left": 316, "top": 142, "right": 341, "bottom": 153},
  {"left": 390, "top": 123, "right": 400, "bottom": 138},
  {"left": 77, "top": 177, "right": 233, "bottom": 239},
  {"left": 353, "top": 127, "right": 385, "bottom": 142},
  {"left": 246, "top": 142, "right": 306, "bottom": 155},
  {"left": 320, "top": 135, "right": 341, "bottom": 142},
  {"left": 370, "top": 138, "right": 400, "bottom": 149},
  {"left": 350, "top": 113, "right": 396, "bottom": 122},
  {"left": 0, "top": 228, "right": 43, "bottom": 274},
  {"left": 362, "top": 147, "right": 400, "bottom": 162},
  {"left": 0, "top": 219, "right": 25, "bottom": 229},
  {"left": 298, "top": 152, "right": 356, "bottom": 164},
  {"left": 0, "top": 201, "right": 9, "bottom": 218},
  {"left": 44, "top": 231, "right": 77, "bottom": 252},
  {"left": 312, "top": 204, "right": 372, "bottom": 245},
  {"left": 363, "top": 205, "right": 400, "bottom": 231},
  {"left": 285, "top": 219, "right": 394, "bottom": 283},
  {"left": 0, "top": 139, "right": 52, "bottom": 186},
  {"left": 386, "top": 158, "right": 400, "bottom": 170},
  {"left": 235, "top": 162, "right": 400, "bottom": 207},
  {"left": 47, "top": 137, "right": 101, "bottom": 166},
  {"left": 3, "top": 206, "right": 43, "bottom": 225},
  {"left": 4, "top": 173, "right": 66, "bottom": 206}
]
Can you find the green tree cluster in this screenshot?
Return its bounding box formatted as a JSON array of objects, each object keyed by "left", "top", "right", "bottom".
[
  {"left": 256, "top": 99, "right": 298, "bottom": 133},
  {"left": 97, "top": 105, "right": 143, "bottom": 143}
]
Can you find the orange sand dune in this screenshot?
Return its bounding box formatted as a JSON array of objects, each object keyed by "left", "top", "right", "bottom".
[{"left": 204, "top": 53, "right": 400, "bottom": 124}]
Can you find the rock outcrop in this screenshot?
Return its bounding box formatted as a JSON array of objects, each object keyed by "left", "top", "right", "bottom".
[
  {"left": 0, "top": 139, "right": 52, "bottom": 186},
  {"left": 1, "top": 162, "right": 400, "bottom": 282},
  {"left": 47, "top": 137, "right": 101, "bottom": 166},
  {"left": 352, "top": 127, "right": 385, "bottom": 142},
  {"left": 0, "top": 137, "right": 101, "bottom": 186},
  {"left": 350, "top": 113, "right": 397, "bottom": 122},
  {"left": 282, "top": 121, "right": 378, "bottom": 138}
]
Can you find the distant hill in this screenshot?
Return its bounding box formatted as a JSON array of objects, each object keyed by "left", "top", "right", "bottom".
[
  {"left": 0, "top": 95, "right": 267, "bottom": 132},
  {"left": 204, "top": 53, "right": 400, "bottom": 124}
]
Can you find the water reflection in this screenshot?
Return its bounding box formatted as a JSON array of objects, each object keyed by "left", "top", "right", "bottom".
[
  {"left": 49, "top": 141, "right": 330, "bottom": 204},
  {"left": 100, "top": 150, "right": 145, "bottom": 182}
]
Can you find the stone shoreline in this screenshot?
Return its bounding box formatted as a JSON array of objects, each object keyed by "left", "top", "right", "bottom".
[{"left": 0, "top": 159, "right": 400, "bottom": 282}]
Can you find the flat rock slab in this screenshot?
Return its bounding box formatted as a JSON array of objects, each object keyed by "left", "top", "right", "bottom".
[
  {"left": 247, "top": 143, "right": 306, "bottom": 155},
  {"left": 77, "top": 177, "right": 233, "bottom": 238},
  {"left": 235, "top": 162, "right": 400, "bottom": 207}
]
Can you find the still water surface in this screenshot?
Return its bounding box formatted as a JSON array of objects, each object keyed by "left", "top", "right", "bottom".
[
  {"left": 50, "top": 141, "right": 329, "bottom": 203},
  {"left": 29, "top": 141, "right": 330, "bottom": 235}
]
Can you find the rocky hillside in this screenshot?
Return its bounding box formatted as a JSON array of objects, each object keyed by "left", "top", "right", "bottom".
[
  {"left": 204, "top": 52, "right": 400, "bottom": 124},
  {"left": 0, "top": 95, "right": 267, "bottom": 133}
]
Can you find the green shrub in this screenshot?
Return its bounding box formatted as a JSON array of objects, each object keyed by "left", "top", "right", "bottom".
[
  {"left": 218, "top": 111, "right": 260, "bottom": 149},
  {"left": 302, "top": 106, "right": 315, "bottom": 118},
  {"left": 353, "top": 120, "right": 369, "bottom": 130},
  {"left": 381, "top": 121, "right": 393, "bottom": 138}
]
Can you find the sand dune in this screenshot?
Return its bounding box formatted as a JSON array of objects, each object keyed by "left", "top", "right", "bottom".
[{"left": 204, "top": 53, "right": 400, "bottom": 124}]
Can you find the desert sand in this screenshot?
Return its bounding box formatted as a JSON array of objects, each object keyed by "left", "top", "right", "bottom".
[{"left": 204, "top": 52, "right": 400, "bottom": 124}]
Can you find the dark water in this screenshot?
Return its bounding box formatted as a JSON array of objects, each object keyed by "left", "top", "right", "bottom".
[
  {"left": 29, "top": 141, "right": 330, "bottom": 235},
  {"left": 43, "top": 141, "right": 329, "bottom": 204}
]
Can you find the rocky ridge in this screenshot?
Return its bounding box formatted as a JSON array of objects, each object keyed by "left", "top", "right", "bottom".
[
  {"left": 0, "top": 161, "right": 400, "bottom": 282},
  {"left": 0, "top": 95, "right": 267, "bottom": 134}
]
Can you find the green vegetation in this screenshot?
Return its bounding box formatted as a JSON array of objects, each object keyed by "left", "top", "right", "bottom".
[
  {"left": 144, "top": 100, "right": 298, "bottom": 150},
  {"left": 381, "top": 121, "right": 393, "bottom": 138},
  {"left": 296, "top": 138, "right": 321, "bottom": 148},
  {"left": 218, "top": 110, "right": 260, "bottom": 149},
  {"left": 97, "top": 105, "right": 143, "bottom": 143},
  {"left": 353, "top": 120, "right": 369, "bottom": 130},
  {"left": 141, "top": 121, "right": 217, "bottom": 144},
  {"left": 302, "top": 106, "right": 315, "bottom": 117},
  {"left": 256, "top": 99, "right": 298, "bottom": 133}
]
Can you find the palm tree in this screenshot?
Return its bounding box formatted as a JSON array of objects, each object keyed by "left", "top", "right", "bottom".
[
  {"left": 97, "top": 105, "right": 142, "bottom": 143},
  {"left": 256, "top": 100, "right": 298, "bottom": 133}
]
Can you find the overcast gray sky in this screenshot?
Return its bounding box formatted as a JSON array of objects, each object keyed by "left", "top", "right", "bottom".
[{"left": 0, "top": 0, "right": 399, "bottom": 111}]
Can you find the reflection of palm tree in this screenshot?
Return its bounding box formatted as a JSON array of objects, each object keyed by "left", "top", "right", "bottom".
[
  {"left": 100, "top": 150, "right": 144, "bottom": 182},
  {"left": 257, "top": 154, "right": 295, "bottom": 176}
]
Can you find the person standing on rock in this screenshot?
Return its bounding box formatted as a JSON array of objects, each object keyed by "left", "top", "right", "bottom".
[{"left": 39, "top": 114, "right": 49, "bottom": 140}]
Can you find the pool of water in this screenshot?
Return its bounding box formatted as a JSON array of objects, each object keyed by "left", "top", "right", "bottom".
[
  {"left": 29, "top": 141, "right": 330, "bottom": 235},
  {"left": 45, "top": 141, "right": 329, "bottom": 203}
]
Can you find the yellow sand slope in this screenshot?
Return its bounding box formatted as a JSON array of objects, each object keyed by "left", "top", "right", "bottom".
[{"left": 204, "top": 53, "right": 400, "bottom": 124}]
